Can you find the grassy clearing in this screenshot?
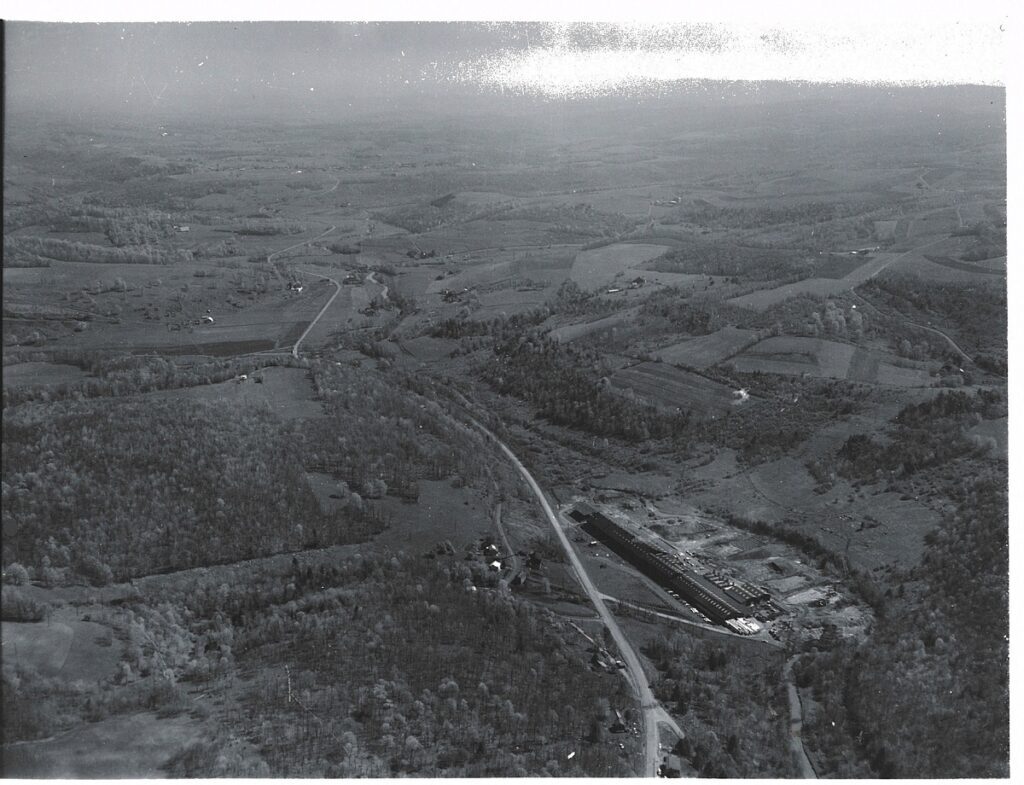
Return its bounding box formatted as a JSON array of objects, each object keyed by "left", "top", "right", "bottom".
[
  {"left": 727, "top": 253, "right": 897, "bottom": 311},
  {"left": 732, "top": 336, "right": 856, "bottom": 379},
  {"left": 570, "top": 243, "right": 670, "bottom": 291},
  {"left": 874, "top": 363, "right": 933, "bottom": 387},
  {"left": 548, "top": 310, "right": 637, "bottom": 343},
  {"left": 922, "top": 254, "right": 1005, "bottom": 277},
  {"left": 146, "top": 367, "right": 322, "bottom": 420},
  {"left": 2, "top": 621, "right": 75, "bottom": 676},
  {"left": 374, "top": 479, "right": 492, "bottom": 552},
  {"left": 610, "top": 362, "right": 738, "bottom": 418},
  {"left": 3, "top": 362, "right": 86, "bottom": 388},
  {"left": 654, "top": 326, "right": 759, "bottom": 368},
  {"left": 3, "top": 711, "right": 208, "bottom": 778}
]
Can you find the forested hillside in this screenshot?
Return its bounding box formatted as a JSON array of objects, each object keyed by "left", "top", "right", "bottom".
[
  {"left": 794, "top": 473, "right": 1008, "bottom": 777},
  {"left": 2, "top": 398, "right": 381, "bottom": 583}
]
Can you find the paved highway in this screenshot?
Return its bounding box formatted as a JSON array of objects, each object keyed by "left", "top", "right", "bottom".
[
  {"left": 784, "top": 657, "right": 817, "bottom": 778},
  {"left": 470, "top": 419, "right": 683, "bottom": 776}
]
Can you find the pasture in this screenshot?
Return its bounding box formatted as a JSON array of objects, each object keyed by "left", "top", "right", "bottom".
[
  {"left": 732, "top": 338, "right": 933, "bottom": 387},
  {"left": 374, "top": 479, "right": 492, "bottom": 551},
  {"left": 146, "top": 367, "right": 323, "bottom": 420},
  {"left": 3, "top": 711, "right": 209, "bottom": 778},
  {"left": 609, "top": 362, "right": 739, "bottom": 418},
  {"left": 727, "top": 253, "right": 898, "bottom": 311},
  {"left": 3, "top": 362, "right": 87, "bottom": 388},
  {"left": 549, "top": 308, "right": 639, "bottom": 343},
  {"left": 472, "top": 289, "right": 551, "bottom": 319},
  {"left": 732, "top": 336, "right": 856, "bottom": 379},
  {"left": 654, "top": 326, "right": 759, "bottom": 368},
  {"left": 2, "top": 606, "right": 122, "bottom": 682},
  {"left": 425, "top": 260, "right": 514, "bottom": 294},
  {"left": 569, "top": 243, "right": 671, "bottom": 291}
]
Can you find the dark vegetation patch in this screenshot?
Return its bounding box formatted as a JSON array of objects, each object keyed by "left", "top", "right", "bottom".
[
  {"left": 642, "top": 630, "right": 792, "bottom": 777},
  {"left": 952, "top": 218, "right": 1006, "bottom": 261},
  {"left": 793, "top": 474, "right": 1007, "bottom": 777},
  {"left": 665, "top": 199, "right": 891, "bottom": 252},
  {"left": 4, "top": 236, "right": 194, "bottom": 266},
  {"left": 481, "top": 334, "right": 688, "bottom": 442},
  {"left": 645, "top": 235, "right": 813, "bottom": 281},
  {"left": 699, "top": 378, "right": 868, "bottom": 465},
  {"left": 4, "top": 555, "right": 637, "bottom": 776},
  {"left": 2, "top": 351, "right": 306, "bottom": 408},
  {"left": 826, "top": 390, "right": 1005, "bottom": 482},
  {"left": 923, "top": 254, "right": 1005, "bottom": 276},
  {"left": 304, "top": 365, "right": 502, "bottom": 502},
  {"left": 857, "top": 274, "right": 1007, "bottom": 371},
  {"left": 2, "top": 397, "right": 382, "bottom": 583}
]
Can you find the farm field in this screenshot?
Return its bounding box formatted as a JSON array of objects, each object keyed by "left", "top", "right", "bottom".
[
  {"left": 610, "top": 362, "right": 740, "bottom": 418},
  {"left": 734, "top": 337, "right": 935, "bottom": 387},
  {"left": 549, "top": 308, "right": 639, "bottom": 342},
  {"left": 2, "top": 612, "right": 123, "bottom": 682},
  {"left": 3, "top": 361, "right": 87, "bottom": 388},
  {"left": 374, "top": 479, "right": 492, "bottom": 551},
  {"left": 3, "top": 712, "right": 210, "bottom": 778},
  {"left": 472, "top": 288, "right": 551, "bottom": 319},
  {"left": 732, "top": 336, "right": 857, "bottom": 379},
  {"left": 144, "top": 366, "right": 322, "bottom": 420},
  {"left": 727, "top": 253, "right": 899, "bottom": 311},
  {"left": 570, "top": 243, "right": 671, "bottom": 291},
  {"left": 654, "top": 326, "right": 759, "bottom": 368}
]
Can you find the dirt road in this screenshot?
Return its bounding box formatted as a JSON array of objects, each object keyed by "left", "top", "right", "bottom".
[
  {"left": 267, "top": 224, "right": 337, "bottom": 263},
  {"left": 291, "top": 270, "right": 341, "bottom": 358}
]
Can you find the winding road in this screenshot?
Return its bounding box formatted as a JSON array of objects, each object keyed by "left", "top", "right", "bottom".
[{"left": 468, "top": 418, "right": 683, "bottom": 776}]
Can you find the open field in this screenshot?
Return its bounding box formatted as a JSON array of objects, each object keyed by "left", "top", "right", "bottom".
[
  {"left": 730, "top": 336, "right": 935, "bottom": 386},
  {"left": 549, "top": 308, "right": 639, "bottom": 342},
  {"left": 727, "top": 253, "right": 899, "bottom": 311},
  {"left": 472, "top": 288, "right": 552, "bottom": 319},
  {"left": 570, "top": 243, "right": 671, "bottom": 291},
  {"left": 3, "top": 711, "right": 209, "bottom": 778},
  {"left": 374, "top": 479, "right": 493, "bottom": 552},
  {"left": 3, "top": 604, "right": 124, "bottom": 682},
  {"left": 732, "top": 336, "right": 857, "bottom": 379},
  {"left": 2, "top": 621, "right": 76, "bottom": 676},
  {"left": 3, "top": 361, "right": 87, "bottom": 388},
  {"left": 654, "top": 326, "right": 760, "bottom": 368},
  {"left": 144, "top": 366, "right": 322, "bottom": 419},
  {"left": 923, "top": 255, "right": 1005, "bottom": 277},
  {"left": 610, "top": 362, "right": 740, "bottom": 417}
]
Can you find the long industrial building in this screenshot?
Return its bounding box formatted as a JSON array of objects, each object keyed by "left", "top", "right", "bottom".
[{"left": 569, "top": 503, "right": 751, "bottom": 626}]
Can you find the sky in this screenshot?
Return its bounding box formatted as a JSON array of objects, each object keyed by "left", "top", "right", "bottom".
[{"left": 4, "top": 18, "right": 1009, "bottom": 121}]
